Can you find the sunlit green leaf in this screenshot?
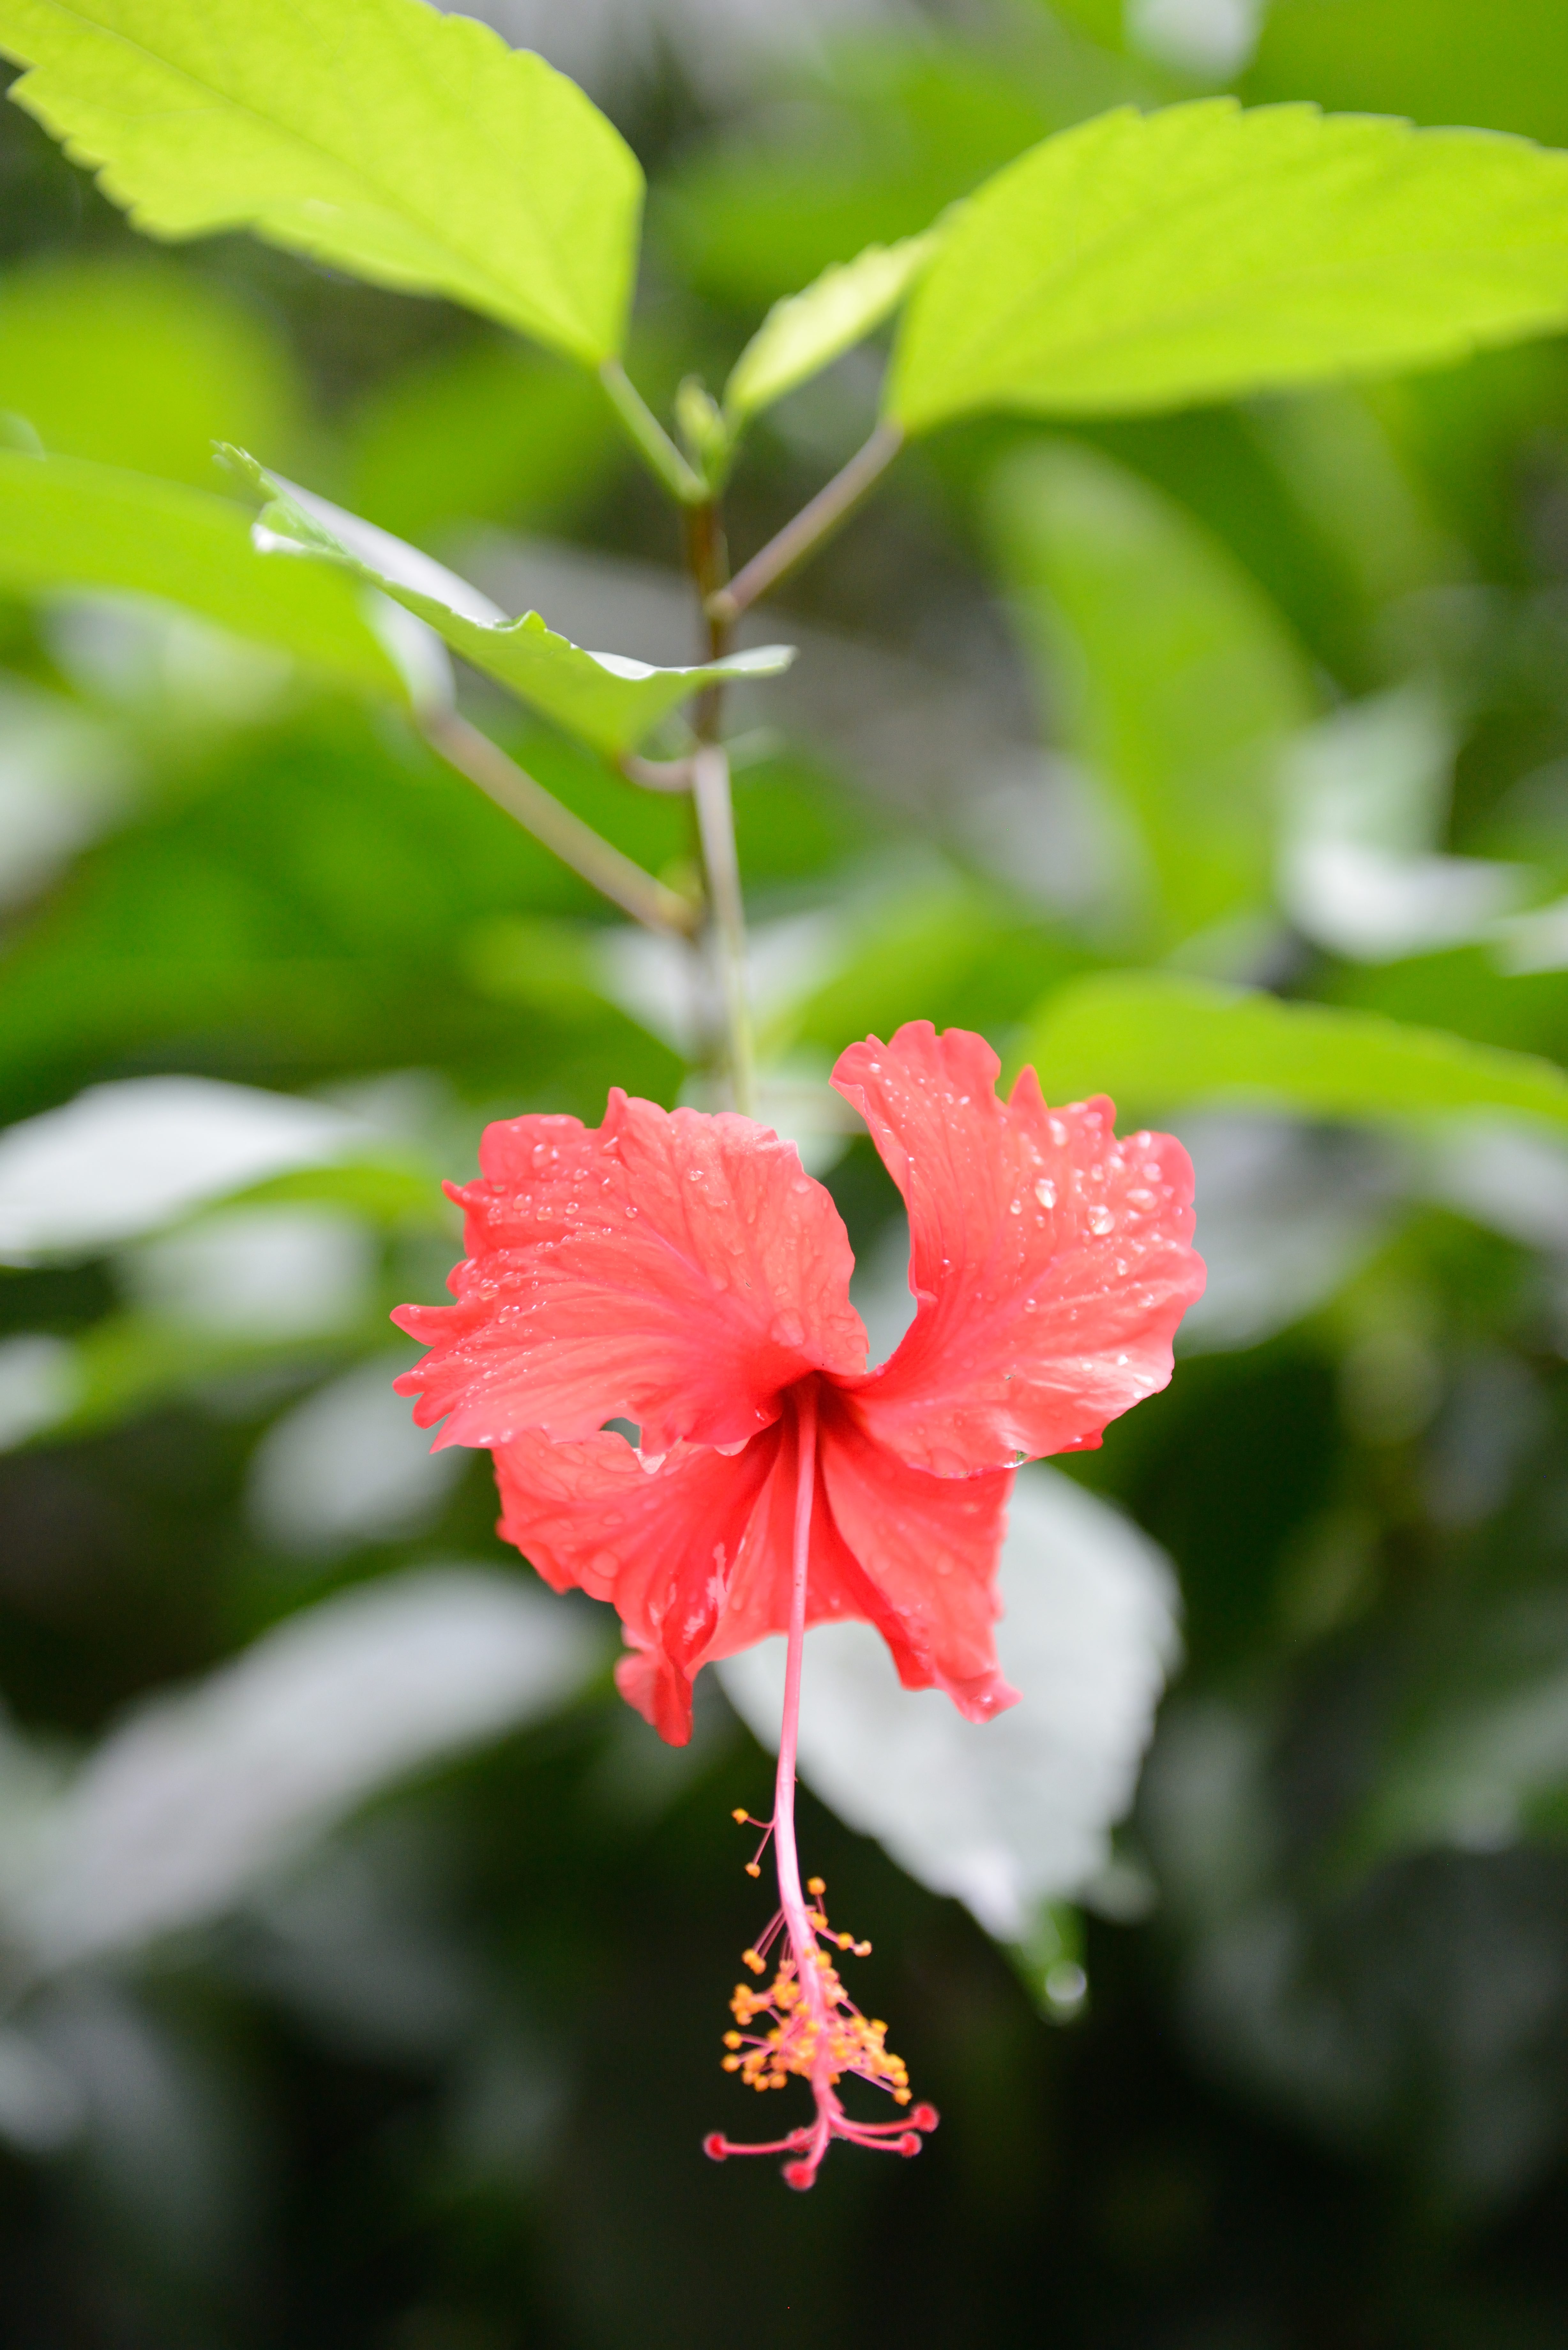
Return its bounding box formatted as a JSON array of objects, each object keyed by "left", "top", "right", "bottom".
[
  {"left": 228, "top": 451, "right": 796, "bottom": 756},
  {"left": 888, "top": 101, "right": 1568, "bottom": 433},
  {"left": 723, "top": 233, "right": 940, "bottom": 426},
  {"left": 1021, "top": 970, "right": 1568, "bottom": 1128},
  {"left": 989, "top": 440, "right": 1315, "bottom": 948},
  {"left": 0, "top": 0, "right": 642, "bottom": 365},
  {"left": 0, "top": 449, "right": 406, "bottom": 698}
]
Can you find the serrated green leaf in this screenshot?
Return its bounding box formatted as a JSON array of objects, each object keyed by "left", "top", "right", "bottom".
[
  {"left": 888, "top": 101, "right": 1568, "bottom": 433},
  {"left": 227, "top": 451, "right": 796, "bottom": 757},
  {"left": 1020, "top": 971, "right": 1568, "bottom": 1129},
  {"left": 0, "top": 449, "right": 407, "bottom": 699},
  {"left": 989, "top": 441, "right": 1315, "bottom": 949},
  {"left": 724, "top": 232, "right": 941, "bottom": 426},
  {"left": 0, "top": 0, "right": 642, "bottom": 366}
]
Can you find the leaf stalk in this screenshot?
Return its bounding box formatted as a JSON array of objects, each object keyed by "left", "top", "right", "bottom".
[
  {"left": 599, "top": 359, "right": 708, "bottom": 504},
  {"left": 708, "top": 421, "right": 904, "bottom": 624},
  {"left": 423, "top": 710, "right": 696, "bottom": 937}
]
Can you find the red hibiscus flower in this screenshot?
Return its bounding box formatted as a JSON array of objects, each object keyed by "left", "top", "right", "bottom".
[
  {"left": 393, "top": 1019, "right": 1203, "bottom": 2185},
  {"left": 394, "top": 1020, "right": 1202, "bottom": 1743}
]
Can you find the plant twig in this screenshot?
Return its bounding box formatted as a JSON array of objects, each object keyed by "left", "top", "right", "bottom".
[
  {"left": 691, "top": 742, "right": 755, "bottom": 1116},
  {"left": 707, "top": 421, "right": 904, "bottom": 625},
  {"left": 620, "top": 752, "right": 696, "bottom": 793},
  {"left": 599, "top": 359, "right": 707, "bottom": 505},
  {"left": 424, "top": 710, "right": 696, "bottom": 937}
]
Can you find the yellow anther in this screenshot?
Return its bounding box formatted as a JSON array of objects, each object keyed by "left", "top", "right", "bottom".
[
  {"left": 718, "top": 1884, "right": 916, "bottom": 2123},
  {"left": 807, "top": 1877, "right": 825, "bottom": 1895},
  {"left": 744, "top": 1861, "right": 761, "bottom": 1878},
  {"left": 731, "top": 1807, "right": 748, "bottom": 1823}
]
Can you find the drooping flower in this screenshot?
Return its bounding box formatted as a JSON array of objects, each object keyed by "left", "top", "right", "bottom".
[
  {"left": 392, "top": 1020, "right": 1204, "bottom": 2183},
  {"left": 394, "top": 1022, "right": 1203, "bottom": 1742}
]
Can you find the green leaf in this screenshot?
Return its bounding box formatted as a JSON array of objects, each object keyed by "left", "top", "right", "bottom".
[
  {"left": 345, "top": 341, "right": 622, "bottom": 547},
  {"left": 724, "top": 233, "right": 941, "bottom": 426},
  {"left": 0, "top": 253, "right": 305, "bottom": 489},
  {"left": 227, "top": 451, "right": 796, "bottom": 756},
  {"left": 989, "top": 440, "right": 1315, "bottom": 949},
  {"left": 0, "top": 449, "right": 407, "bottom": 699},
  {"left": 1019, "top": 971, "right": 1568, "bottom": 1129},
  {"left": 887, "top": 100, "right": 1568, "bottom": 434},
  {"left": 1245, "top": 0, "right": 1568, "bottom": 155},
  {"left": 0, "top": 0, "right": 642, "bottom": 366}
]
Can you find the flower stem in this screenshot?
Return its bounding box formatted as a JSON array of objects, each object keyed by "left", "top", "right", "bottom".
[
  {"left": 773, "top": 1384, "right": 838, "bottom": 2185},
  {"left": 690, "top": 742, "right": 755, "bottom": 1117},
  {"left": 773, "top": 1383, "right": 818, "bottom": 1959},
  {"left": 678, "top": 494, "right": 757, "bottom": 1115}
]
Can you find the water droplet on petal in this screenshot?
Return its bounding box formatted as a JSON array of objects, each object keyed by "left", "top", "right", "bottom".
[
  {"left": 1035, "top": 1179, "right": 1056, "bottom": 1209},
  {"left": 1088, "top": 1206, "right": 1115, "bottom": 1236}
]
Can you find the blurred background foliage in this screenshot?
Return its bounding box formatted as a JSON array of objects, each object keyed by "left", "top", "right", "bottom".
[{"left": 4, "top": 1, "right": 1568, "bottom": 2344}]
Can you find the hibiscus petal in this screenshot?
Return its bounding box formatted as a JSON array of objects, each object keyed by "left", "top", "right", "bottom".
[
  {"left": 813, "top": 1387, "right": 1019, "bottom": 1722},
  {"left": 833, "top": 1023, "right": 1206, "bottom": 1475},
  {"left": 393, "top": 1091, "right": 866, "bottom": 1456},
  {"left": 492, "top": 1425, "right": 780, "bottom": 1747},
  {"left": 639, "top": 1391, "right": 1019, "bottom": 1730}
]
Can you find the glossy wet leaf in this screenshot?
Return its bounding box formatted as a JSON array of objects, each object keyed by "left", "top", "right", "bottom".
[
  {"left": 0, "top": 0, "right": 642, "bottom": 364},
  {"left": 888, "top": 101, "right": 1568, "bottom": 432}
]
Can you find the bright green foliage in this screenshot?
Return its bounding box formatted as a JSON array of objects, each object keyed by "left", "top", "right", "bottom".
[
  {"left": 233, "top": 455, "right": 796, "bottom": 756},
  {"left": 0, "top": 449, "right": 406, "bottom": 698},
  {"left": 346, "top": 342, "right": 622, "bottom": 547},
  {"left": 888, "top": 101, "right": 1568, "bottom": 433},
  {"left": 0, "top": 255, "right": 305, "bottom": 488},
  {"left": 0, "top": 0, "right": 643, "bottom": 365},
  {"left": 723, "top": 233, "right": 940, "bottom": 426},
  {"left": 990, "top": 441, "right": 1315, "bottom": 948},
  {"left": 1245, "top": 0, "right": 1568, "bottom": 153},
  {"left": 1022, "top": 971, "right": 1568, "bottom": 1129},
  {"left": 0, "top": 701, "right": 685, "bottom": 1117}
]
